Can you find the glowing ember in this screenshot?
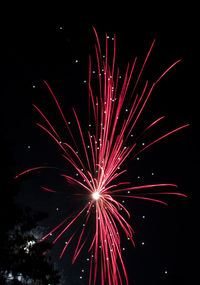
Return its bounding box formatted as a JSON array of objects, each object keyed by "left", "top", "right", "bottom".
[{"left": 92, "top": 192, "right": 100, "bottom": 200}]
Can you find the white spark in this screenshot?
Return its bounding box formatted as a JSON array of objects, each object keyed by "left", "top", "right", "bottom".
[{"left": 92, "top": 192, "right": 100, "bottom": 200}]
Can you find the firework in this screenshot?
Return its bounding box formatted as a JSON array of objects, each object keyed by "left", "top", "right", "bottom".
[{"left": 15, "top": 27, "right": 189, "bottom": 285}]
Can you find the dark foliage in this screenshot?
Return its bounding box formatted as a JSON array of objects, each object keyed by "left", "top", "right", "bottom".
[{"left": 0, "top": 123, "right": 61, "bottom": 284}]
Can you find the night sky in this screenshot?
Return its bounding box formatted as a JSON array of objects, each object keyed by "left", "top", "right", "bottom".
[{"left": 3, "top": 21, "right": 197, "bottom": 284}]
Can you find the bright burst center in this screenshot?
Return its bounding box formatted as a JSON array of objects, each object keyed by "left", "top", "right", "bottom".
[{"left": 92, "top": 192, "right": 100, "bottom": 200}]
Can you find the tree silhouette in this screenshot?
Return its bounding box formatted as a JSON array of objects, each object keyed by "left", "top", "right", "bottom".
[{"left": 0, "top": 119, "right": 61, "bottom": 284}]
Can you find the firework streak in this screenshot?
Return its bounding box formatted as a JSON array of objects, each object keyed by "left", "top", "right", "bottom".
[{"left": 15, "top": 27, "right": 189, "bottom": 285}]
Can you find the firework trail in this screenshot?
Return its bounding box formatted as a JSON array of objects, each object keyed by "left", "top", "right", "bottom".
[{"left": 15, "top": 27, "right": 189, "bottom": 285}]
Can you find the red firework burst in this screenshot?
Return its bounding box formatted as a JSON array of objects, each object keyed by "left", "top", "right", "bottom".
[{"left": 15, "top": 27, "right": 189, "bottom": 285}]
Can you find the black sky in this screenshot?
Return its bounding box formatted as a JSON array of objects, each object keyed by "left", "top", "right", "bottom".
[{"left": 3, "top": 20, "right": 197, "bottom": 284}]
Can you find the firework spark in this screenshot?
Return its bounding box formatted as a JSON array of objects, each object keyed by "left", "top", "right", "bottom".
[{"left": 15, "top": 27, "right": 189, "bottom": 285}]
